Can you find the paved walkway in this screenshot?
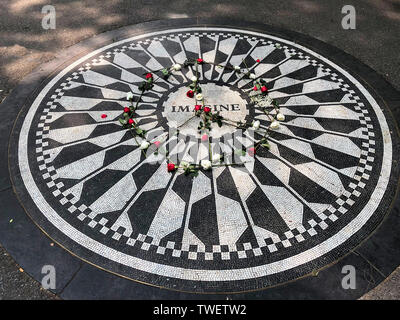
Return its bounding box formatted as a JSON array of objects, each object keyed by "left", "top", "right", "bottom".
[{"left": 0, "top": 0, "right": 399, "bottom": 299}]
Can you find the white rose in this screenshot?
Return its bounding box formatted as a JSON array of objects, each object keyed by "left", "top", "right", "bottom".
[
  {"left": 252, "top": 120, "right": 260, "bottom": 130},
  {"left": 172, "top": 64, "right": 181, "bottom": 71},
  {"left": 234, "top": 65, "right": 240, "bottom": 70},
  {"left": 212, "top": 154, "right": 222, "bottom": 163},
  {"left": 191, "top": 76, "right": 198, "bottom": 82},
  {"left": 201, "top": 159, "right": 212, "bottom": 170},
  {"left": 259, "top": 97, "right": 272, "bottom": 107},
  {"left": 196, "top": 93, "right": 203, "bottom": 101},
  {"left": 270, "top": 121, "right": 280, "bottom": 130},
  {"left": 180, "top": 161, "right": 189, "bottom": 168},
  {"left": 260, "top": 96, "right": 273, "bottom": 107},
  {"left": 140, "top": 140, "right": 150, "bottom": 149},
  {"left": 277, "top": 113, "right": 285, "bottom": 121},
  {"left": 126, "top": 92, "right": 134, "bottom": 101},
  {"left": 249, "top": 73, "right": 256, "bottom": 79}
]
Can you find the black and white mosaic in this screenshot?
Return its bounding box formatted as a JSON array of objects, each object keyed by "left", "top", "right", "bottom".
[{"left": 12, "top": 27, "right": 395, "bottom": 292}]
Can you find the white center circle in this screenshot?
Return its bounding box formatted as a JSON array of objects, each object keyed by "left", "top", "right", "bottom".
[{"left": 162, "top": 83, "right": 248, "bottom": 138}]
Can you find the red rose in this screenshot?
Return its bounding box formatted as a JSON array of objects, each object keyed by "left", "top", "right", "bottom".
[
  {"left": 195, "top": 105, "right": 202, "bottom": 111},
  {"left": 124, "top": 107, "right": 130, "bottom": 113},
  {"left": 154, "top": 141, "right": 161, "bottom": 148},
  {"left": 256, "top": 59, "right": 261, "bottom": 63},
  {"left": 248, "top": 147, "right": 256, "bottom": 157},
  {"left": 186, "top": 90, "right": 194, "bottom": 98},
  {"left": 253, "top": 86, "right": 258, "bottom": 91},
  {"left": 197, "top": 58, "right": 203, "bottom": 64},
  {"left": 203, "top": 106, "right": 211, "bottom": 113},
  {"left": 167, "top": 163, "right": 176, "bottom": 172},
  {"left": 201, "top": 134, "right": 208, "bottom": 142},
  {"left": 128, "top": 118, "right": 135, "bottom": 125},
  {"left": 146, "top": 73, "right": 153, "bottom": 79},
  {"left": 101, "top": 114, "right": 107, "bottom": 119},
  {"left": 261, "top": 86, "right": 268, "bottom": 93}
]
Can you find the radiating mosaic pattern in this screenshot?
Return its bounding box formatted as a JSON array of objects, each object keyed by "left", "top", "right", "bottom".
[{"left": 16, "top": 27, "right": 393, "bottom": 292}]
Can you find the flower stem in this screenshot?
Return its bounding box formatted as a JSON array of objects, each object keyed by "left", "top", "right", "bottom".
[
  {"left": 220, "top": 118, "right": 253, "bottom": 131},
  {"left": 135, "top": 89, "right": 145, "bottom": 109},
  {"left": 129, "top": 128, "right": 147, "bottom": 158},
  {"left": 177, "top": 115, "right": 196, "bottom": 128},
  {"left": 212, "top": 161, "right": 249, "bottom": 168}
]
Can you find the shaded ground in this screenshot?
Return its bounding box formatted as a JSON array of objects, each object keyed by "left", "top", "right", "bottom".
[
  {"left": 0, "top": 246, "right": 56, "bottom": 300},
  {"left": 360, "top": 266, "right": 400, "bottom": 300},
  {"left": 1, "top": 0, "right": 399, "bottom": 104},
  {"left": 0, "top": 0, "right": 399, "bottom": 299}
]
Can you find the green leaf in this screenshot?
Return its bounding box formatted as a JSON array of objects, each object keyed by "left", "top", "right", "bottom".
[
  {"left": 119, "top": 118, "right": 127, "bottom": 125},
  {"left": 261, "top": 142, "right": 270, "bottom": 149},
  {"left": 234, "top": 149, "right": 246, "bottom": 156},
  {"left": 184, "top": 167, "right": 190, "bottom": 176},
  {"left": 161, "top": 68, "right": 170, "bottom": 79},
  {"left": 191, "top": 170, "right": 199, "bottom": 177},
  {"left": 139, "top": 81, "right": 154, "bottom": 91}
]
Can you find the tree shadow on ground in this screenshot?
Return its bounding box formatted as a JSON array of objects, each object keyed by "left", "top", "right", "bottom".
[{"left": 0, "top": 0, "right": 399, "bottom": 99}]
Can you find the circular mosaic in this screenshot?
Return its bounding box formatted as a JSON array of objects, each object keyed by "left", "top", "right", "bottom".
[{"left": 11, "top": 26, "right": 397, "bottom": 293}]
